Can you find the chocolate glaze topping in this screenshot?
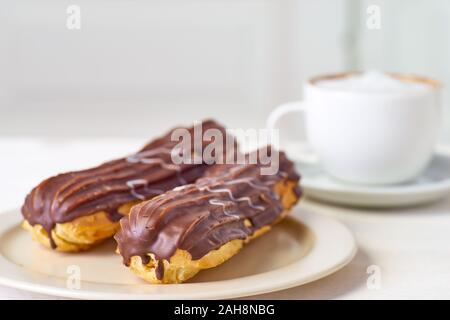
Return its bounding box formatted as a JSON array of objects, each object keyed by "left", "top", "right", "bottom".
[
  {"left": 21, "top": 120, "right": 234, "bottom": 248},
  {"left": 115, "top": 149, "right": 301, "bottom": 279}
]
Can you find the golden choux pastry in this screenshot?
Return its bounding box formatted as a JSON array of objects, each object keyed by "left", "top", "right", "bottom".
[
  {"left": 115, "top": 149, "right": 301, "bottom": 283},
  {"left": 21, "top": 120, "right": 233, "bottom": 252}
]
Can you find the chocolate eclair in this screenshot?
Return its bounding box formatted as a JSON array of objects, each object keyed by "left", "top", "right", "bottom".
[
  {"left": 22, "top": 120, "right": 236, "bottom": 252},
  {"left": 115, "top": 149, "right": 301, "bottom": 284}
]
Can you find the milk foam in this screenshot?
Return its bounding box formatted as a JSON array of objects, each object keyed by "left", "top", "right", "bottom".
[{"left": 316, "top": 70, "right": 432, "bottom": 94}]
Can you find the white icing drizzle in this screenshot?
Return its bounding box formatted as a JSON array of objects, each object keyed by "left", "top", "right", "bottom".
[
  {"left": 126, "top": 147, "right": 188, "bottom": 185},
  {"left": 278, "top": 171, "right": 288, "bottom": 178},
  {"left": 137, "top": 158, "right": 181, "bottom": 171},
  {"left": 264, "top": 171, "right": 287, "bottom": 184},
  {"left": 199, "top": 185, "right": 265, "bottom": 212},
  {"left": 229, "top": 165, "right": 246, "bottom": 174},
  {"left": 126, "top": 179, "right": 164, "bottom": 200},
  {"left": 173, "top": 185, "right": 190, "bottom": 192},
  {"left": 208, "top": 199, "right": 239, "bottom": 217},
  {"left": 224, "top": 177, "right": 279, "bottom": 200},
  {"left": 126, "top": 147, "right": 182, "bottom": 163},
  {"left": 224, "top": 178, "right": 271, "bottom": 191}
]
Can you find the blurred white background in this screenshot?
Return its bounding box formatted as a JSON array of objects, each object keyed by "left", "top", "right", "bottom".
[
  {"left": 0, "top": 0, "right": 449, "bottom": 139},
  {"left": 1, "top": 0, "right": 450, "bottom": 300}
]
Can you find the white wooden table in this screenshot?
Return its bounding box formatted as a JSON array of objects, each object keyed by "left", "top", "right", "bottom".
[{"left": 1, "top": 138, "right": 450, "bottom": 299}]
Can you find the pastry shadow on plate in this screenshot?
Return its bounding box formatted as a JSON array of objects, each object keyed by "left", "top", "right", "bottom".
[{"left": 191, "top": 217, "right": 314, "bottom": 282}]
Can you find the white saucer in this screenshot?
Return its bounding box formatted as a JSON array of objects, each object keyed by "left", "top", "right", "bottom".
[
  {"left": 0, "top": 207, "right": 356, "bottom": 300},
  {"left": 297, "top": 148, "right": 450, "bottom": 208}
]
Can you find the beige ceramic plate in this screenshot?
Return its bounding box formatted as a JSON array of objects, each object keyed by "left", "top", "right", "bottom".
[{"left": 0, "top": 206, "right": 356, "bottom": 299}]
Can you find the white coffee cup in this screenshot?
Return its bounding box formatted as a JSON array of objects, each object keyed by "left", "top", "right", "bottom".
[{"left": 267, "top": 72, "right": 441, "bottom": 185}]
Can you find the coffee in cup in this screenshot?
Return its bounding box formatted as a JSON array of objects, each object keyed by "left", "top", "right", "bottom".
[{"left": 267, "top": 71, "right": 441, "bottom": 185}]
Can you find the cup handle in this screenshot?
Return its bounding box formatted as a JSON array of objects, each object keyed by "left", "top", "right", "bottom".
[{"left": 267, "top": 101, "right": 318, "bottom": 164}]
